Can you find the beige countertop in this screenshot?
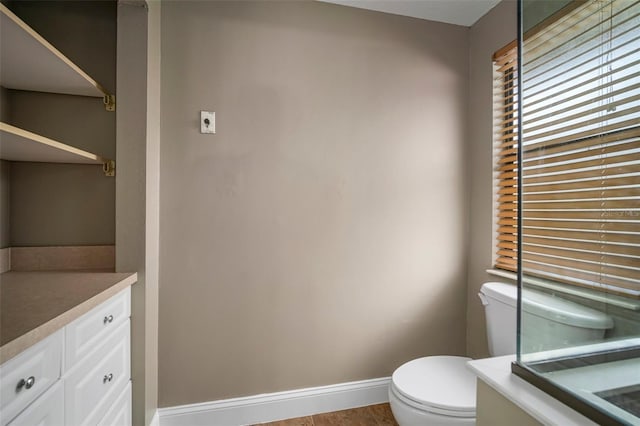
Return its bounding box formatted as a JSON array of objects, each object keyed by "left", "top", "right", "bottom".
[{"left": 0, "top": 271, "right": 137, "bottom": 363}]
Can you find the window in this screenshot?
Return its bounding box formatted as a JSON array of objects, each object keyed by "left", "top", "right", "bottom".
[{"left": 493, "top": 0, "right": 640, "bottom": 297}]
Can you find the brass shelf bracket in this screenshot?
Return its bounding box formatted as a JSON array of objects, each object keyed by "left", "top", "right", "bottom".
[
  {"left": 103, "top": 95, "right": 116, "bottom": 112},
  {"left": 103, "top": 160, "right": 115, "bottom": 177}
]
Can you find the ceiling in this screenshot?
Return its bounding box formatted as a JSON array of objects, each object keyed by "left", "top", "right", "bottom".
[{"left": 317, "top": 0, "right": 502, "bottom": 27}]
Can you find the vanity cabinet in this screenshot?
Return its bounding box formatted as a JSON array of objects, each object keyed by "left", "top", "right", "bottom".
[
  {"left": 0, "top": 287, "right": 132, "bottom": 426},
  {"left": 0, "top": 330, "right": 63, "bottom": 424},
  {"left": 5, "top": 382, "right": 64, "bottom": 426},
  {"left": 64, "top": 288, "right": 130, "bottom": 371},
  {"left": 64, "top": 301, "right": 130, "bottom": 425}
]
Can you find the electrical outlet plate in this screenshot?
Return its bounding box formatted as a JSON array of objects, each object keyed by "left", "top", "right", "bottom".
[{"left": 200, "top": 111, "right": 215, "bottom": 134}]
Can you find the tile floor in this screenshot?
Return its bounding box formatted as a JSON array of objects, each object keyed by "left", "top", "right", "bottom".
[{"left": 254, "top": 403, "right": 399, "bottom": 426}]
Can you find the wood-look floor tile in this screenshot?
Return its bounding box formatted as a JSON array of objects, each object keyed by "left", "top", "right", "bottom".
[
  {"left": 367, "top": 403, "right": 398, "bottom": 426},
  {"left": 312, "top": 407, "right": 378, "bottom": 426},
  {"left": 256, "top": 416, "right": 314, "bottom": 426}
]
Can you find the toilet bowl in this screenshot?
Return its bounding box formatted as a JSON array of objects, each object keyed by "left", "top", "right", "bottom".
[
  {"left": 388, "top": 356, "right": 475, "bottom": 426},
  {"left": 388, "top": 282, "right": 614, "bottom": 425}
]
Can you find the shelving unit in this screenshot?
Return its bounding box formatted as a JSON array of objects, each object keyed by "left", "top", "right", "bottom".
[
  {"left": 1, "top": 0, "right": 117, "bottom": 263},
  {"left": 0, "top": 3, "right": 115, "bottom": 172},
  {"left": 0, "top": 0, "right": 120, "bottom": 243},
  {"left": 1, "top": 0, "right": 127, "bottom": 363},
  {"left": 1, "top": 122, "right": 107, "bottom": 164},
  {"left": 0, "top": 3, "right": 137, "bottom": 424},
  {"left": 0, "top": 4, "right": 111, "bottom": 101}
]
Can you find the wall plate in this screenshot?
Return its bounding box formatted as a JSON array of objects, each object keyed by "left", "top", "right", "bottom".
[{"left": 200, "top": 111, "right": 215, "bottom": 134}]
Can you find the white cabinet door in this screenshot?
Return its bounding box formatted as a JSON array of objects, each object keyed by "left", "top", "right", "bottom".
[
  {"left": 64, "top": 320, "right": 130, "bottom": 426},
  {"left": 65, "top": 287, "right": 130, "bottom": 371},
  {"left": 7, "top": 381, "right": 63, "bottom": 426},
  {"left": 0, "top": 330, "right": 62, "bottom": 426},
  {"left": 97, "top": 381, "right": 131, "bottom": 426}
]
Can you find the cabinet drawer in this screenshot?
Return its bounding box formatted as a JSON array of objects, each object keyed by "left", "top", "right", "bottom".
[
  {"left": 7, "top": 381, "right": 63, "bottom": 426},
  {"left": 65, "top": 287, "right": 130, "bottom": 371},
  {"left": 97, "top": 381, "right": 131, "bottom": 426},
  {"left": 65, "top": 319, "right": 130, "bottom": 426},
  {"left": 0, "top": 330, "right": 62, "bottom": 426}
]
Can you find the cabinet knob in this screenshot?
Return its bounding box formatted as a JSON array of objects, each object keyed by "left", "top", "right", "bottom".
[
  {"left": 103, "top": 373, "right": 114, "bottom": 383},
  {"left": 103, "top": 314, "right": 114, "bottom": 324},
  {"left": 16, "top": 376, "right": 35, "bottom": 391}
]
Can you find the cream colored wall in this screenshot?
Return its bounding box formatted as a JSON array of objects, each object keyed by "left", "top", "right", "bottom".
[
  {"left": 159, "top": 0, "right": 469, "bottom": 407},
  {"left": 466, "top": 0, "right": 517, "bottom": 359}
]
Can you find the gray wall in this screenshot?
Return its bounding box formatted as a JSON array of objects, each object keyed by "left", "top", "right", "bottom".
[
  {"left": 5, "top": 1, "right": 116, "bottom": 247},
  {"left": 10, "top": 162, "right": 115, "bottom": 246},
  {"left": 159, "top": 0, "right": 469, "bottom": 407},
  {"left": 0, "top": 87, "right": 8, "bottom": 121},
  {"left": 466, "top": 0, "right": 517, "bottom": 358}
]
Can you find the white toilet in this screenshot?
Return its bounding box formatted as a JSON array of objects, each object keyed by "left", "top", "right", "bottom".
[{"left": 388, "top": 282, "right": 614, "bottom": 426}]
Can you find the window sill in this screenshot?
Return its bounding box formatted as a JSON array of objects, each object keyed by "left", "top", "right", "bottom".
[{"left": 486, "top": 269, "right": 640, "bottom": 312}]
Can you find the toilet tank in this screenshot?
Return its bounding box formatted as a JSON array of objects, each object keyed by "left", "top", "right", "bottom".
[
  {"left": 479, "top": 282, "right": 518, "bottom": 356},
  {"left": 478, "top": 282, "right": 614, "bottom": 356}
]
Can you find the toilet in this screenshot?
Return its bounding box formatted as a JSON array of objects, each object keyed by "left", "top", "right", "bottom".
[{"left": 388, "top": 282, "right": 614, "bottom": 426}]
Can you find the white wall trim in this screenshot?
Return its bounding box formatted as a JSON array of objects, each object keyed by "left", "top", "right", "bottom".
[
  {"left": 158, "top": 377, "right": 391, "bottom": 426},
  {"left": 150, "top": 410, "right": 160, "bottom": 426}
]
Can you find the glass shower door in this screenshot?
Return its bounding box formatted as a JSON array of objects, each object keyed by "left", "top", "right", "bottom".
[{"left": 514, "top": 1, "right": 640, "bottom": 425}]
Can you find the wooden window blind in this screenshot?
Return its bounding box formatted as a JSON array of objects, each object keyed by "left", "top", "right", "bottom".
[
  {"left": 494, "top": 0, "right": 640, "bottom": 297},
  {"left": 494, "top": 40, "right": 519, "bottom": 274}
]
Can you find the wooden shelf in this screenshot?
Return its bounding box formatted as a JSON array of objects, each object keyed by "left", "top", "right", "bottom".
[
  {"left": 0, "top": 122, "right": 108, "bottom": 164},
  {"left": 0, "top": 3, "right": 109, "bottom": 98}
]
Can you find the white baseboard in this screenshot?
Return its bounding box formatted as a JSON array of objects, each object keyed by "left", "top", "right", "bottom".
[
  {"left": 150, "top": 410, "right": 160, "bottom": 426},
  {"left": 158, "top": 377, "right": 391, "bottom": 426}
]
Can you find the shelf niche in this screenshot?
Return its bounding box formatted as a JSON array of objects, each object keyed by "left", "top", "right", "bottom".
[{"left": 0, "top": 3, "right": 110, "bottom": 98}]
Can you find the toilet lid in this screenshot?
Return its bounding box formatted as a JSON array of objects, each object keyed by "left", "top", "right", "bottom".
[{"left": 392, "top": 356, "right": 476, "bottom": 415}]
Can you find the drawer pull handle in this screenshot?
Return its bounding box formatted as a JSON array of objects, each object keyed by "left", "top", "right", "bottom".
[
  {"left": 103, "top": 315, "right": 114, "bottom": 324},
  {"left": 16, "top": 376, "right": 35, "bottom": 391},
  {"left": 103, "top": 373, "right": 114, "bottom": 383}
]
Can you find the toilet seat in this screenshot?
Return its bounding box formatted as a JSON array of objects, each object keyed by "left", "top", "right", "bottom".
[
  {"left": 391, "top": 356, "right": 476, "bottom": 418},
  {"left": 390, "top": 381, "right": 473, "bottom": 418}
]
